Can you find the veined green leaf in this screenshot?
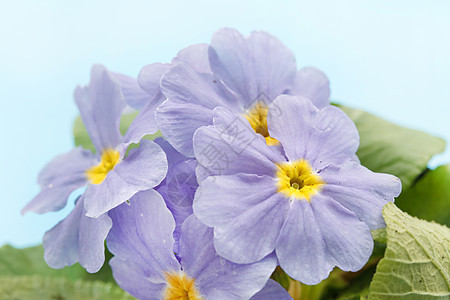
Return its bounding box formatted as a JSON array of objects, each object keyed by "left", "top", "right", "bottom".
[
  {"left": 0, "top": 275, "right": 134, "bottom": 299},
  {"left": 340, "top": 106, "right": 446, "bottom": 191},
  {"left": 0, "top": 244, "right": 114, "bottom": 282},
  {"left": 369, "top": 203, "right": 450, "bottom": 299}
]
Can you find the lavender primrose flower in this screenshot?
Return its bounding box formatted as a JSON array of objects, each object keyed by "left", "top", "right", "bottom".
[
  {"left": 107, "top": 189, "right": 291, "bottom": 300},
  {"left": 22, "top": 65, "right": 167, "bottom": 272},
  {"left": 193, "top": 95, "right": 402, "bottom": 284},
  {"left": 156, "top": 28, "right": 331, "bottom": 157}
]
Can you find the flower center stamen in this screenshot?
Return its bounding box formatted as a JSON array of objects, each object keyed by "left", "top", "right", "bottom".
[
  {"left": 85, "top": 149, "right": 120, "bottom": 185},
  {"left": 244, "top": 101, "right": 279, "bottom": 146},
  {"left": 291, "top": 181, "right": 301, "bottom": 190},
  {"left": 163, "top": 271, "right": 203, "bottom": 300},
  {"left": 276, "top": 159, "right": 324, "bottom": 201}
]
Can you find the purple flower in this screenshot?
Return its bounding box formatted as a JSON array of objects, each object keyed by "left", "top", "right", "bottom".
[
  {"left": 156, "top": 28, "right": 331, "bottom": 157},
  {"left": 192, "top": 95, "right": 402, "bottom": 284},
  {"left": 107, "top": 189, "right": 291, "bottom": 300},
  {"left": 22, "top": 65, "right": 168, "bottom": 272}
]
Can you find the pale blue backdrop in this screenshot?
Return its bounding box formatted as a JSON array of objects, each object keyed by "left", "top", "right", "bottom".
[{"left": 1, "top": 0, "right": 449, "bottom": 247}]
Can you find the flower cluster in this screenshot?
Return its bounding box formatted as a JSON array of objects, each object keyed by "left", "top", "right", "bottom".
[{"left": 24, "top": 28, "right": 401, "bottom": 299}]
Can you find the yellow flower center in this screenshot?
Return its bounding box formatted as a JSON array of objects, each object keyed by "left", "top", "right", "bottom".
[
  {"left": 276, "top": 159, "right": 324, "bottom": 201},
  {"left": 163, "top": 271, "right": 203, "bottom": 300},
  {"left": 86, "top": 149, "right": 121, "bottom": 185},
  {"left": 244, "top": 101, "right": 279, "bottom": 146}
]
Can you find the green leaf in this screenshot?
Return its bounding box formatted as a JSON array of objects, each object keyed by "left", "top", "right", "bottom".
[
  {"left": 395, "top": 165, "right": 450, "bottom": 227},
  {"left": 73, "top": 111, "right": 139, "bottom": 152},
  {"left": 73, "top": 115, "right": 95, "bottom": 152},
  {"left": 0, "top": 275, "right": 135, "bottom": 299},
  {"left": 271, "top": 266, "right": 290, "bottom": 291},
  {"left": 336, "top": 282, "right": 370, "bottom": 300},
  {"left": 339, "top": 106, "right": 446, "bottom": 191},
  {"left": 371, "top": 229, "right": 387, "bottom": 244},
  {"left": 368, "top": 203, "right": 450, "bottom": 299},
  {"left": 0, "top": 244, "right": 114, "bottom": 282}
]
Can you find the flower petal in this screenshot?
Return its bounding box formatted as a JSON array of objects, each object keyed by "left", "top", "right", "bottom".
[
  {"left": 269, "top": 96, "right": 359, "bottom": 167},
  {"left": 247, "top": 31, "right": 297, "bottom": 100},
  {"left": 267, "top": 95, "right": 319, "bottom": 161},
  {"left": 288, "top": 67, "right": 330, "bottom": 108},
  {"left": 74, "top": 65, "right": 126, "bottom": 153},
  {"left": 121, "top": 97, "right": 162, "bottom": 147},
  {"left": 107, "top": 189, "right": 180, "bottom": 284},
  {"left": 276, "top": 200, "right": 331, "bottom": 285},
  {"left": 193, "top": 106, "right": 284, "bottom": 181},
  {"left": 137, "top": 63, "right": 170, "bottom": 106},
  {"left": 250, "top": 279, "right": 293, "bottom": 300},
  {"left": 209, "top": 28, "right": 256, "bottom": 102},
  {"left": 320, "top": 162, "right": 402, "bottom": 229},
  {"left": 194, "top": 174, "right": 276, "bottom": 226},
  {"left": 22, "top": 147, "right": 96, "bottom": 214},
  {"left": 158, "top": 59, "right": 243, "bottom": 157},
  {"left": 156, "top": 98, "right": 214, "bottom": 157},
  {"left": 179, "top": 215, "right": 277, "bottom": 299},
  {"left": 43, "top": 196, "right": 112, "bottom": 273},
  {"left": 157, "top": 159, "right": 197, "bottom": 252},
  {"left": 110, "top": 257, "right": 166, "bottom": 300},
  {"left": 172, "top": 44, "right": 212, "bottom": 74},
  {"left": 160, "top": 62, "right": 233, "bottom": 109},
  {"left": 114, "top": 139, "right": 168, "bottom": 187},
  {"left": 209, "top": 29, "right": 297, "bottom": 102},
  {"left": 311, "top": 195, "right": 374, "bottom": 273},
  {"left": 153, "top": 137, "right": 190, "bottom": 167},
  {"left": 112, "top": 71, "right": 152, "bottom": 110},
  {"left": 305, "top": 105, "right": 359, "bottom": 168},
  {"left": 194, "top": 174, "right": 289, "bottom": 264},
  {"left": 84, "top": 139, "right": 168, "bottom": 217}
]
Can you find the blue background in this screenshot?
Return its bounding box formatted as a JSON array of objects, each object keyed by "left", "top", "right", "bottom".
[{"left": 1, "top": 0, "right": 449, "bottom": 247}]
